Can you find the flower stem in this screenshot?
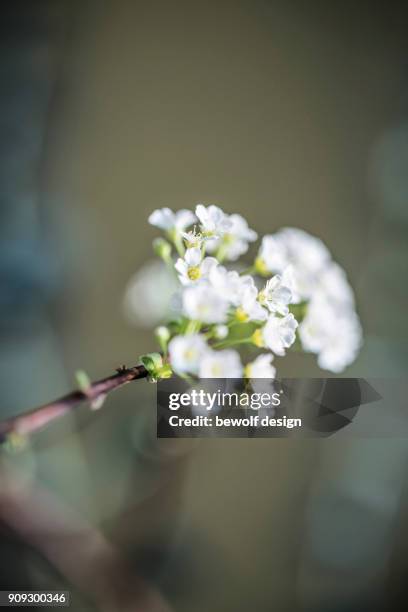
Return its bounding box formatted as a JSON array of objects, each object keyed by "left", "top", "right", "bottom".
[
  {"left": 173, "top": 233, "right": 185, "bottom": 257},
  {"left": 185, "top": 319, "right": 201, "bottom": 335},
  {"left": 212, "top": 336, "right": 252, "bottom": 350},
  {"left": 240, "top": 265, "right": 256, "bottom": 275},
  {"left": 215, "top": 242, "right": 228, "bottom": 263}
]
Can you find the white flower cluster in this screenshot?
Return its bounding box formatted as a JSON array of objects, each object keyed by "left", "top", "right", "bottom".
[
  {"left": 256, "top": 228, "right": 362, "bottom": 372},
  {"left": 144, "top": 204, "right": 362, "bottom": 378}
]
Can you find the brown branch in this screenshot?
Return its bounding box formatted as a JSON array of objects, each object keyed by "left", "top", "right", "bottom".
[
  {"left": 0, "top": 464, "right": 171, "bottom": 612},
  {"left": 0, "top": 364, "right": 148, "bottom": 441}
]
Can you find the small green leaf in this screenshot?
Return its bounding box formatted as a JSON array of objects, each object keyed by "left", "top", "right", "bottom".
[
  {"left": 140, "top": 353, "right": 173, "bottom": 382},
  {"left": 158, "top": 363, "right": 173, "bottom": 379},
  {"left": 3, "top": 432, "right": 28, "bottom": 453},
  {"left": 75, "top": 369, "right": 91, "bottom": 393},
  {"left": 140, "top": 352, "right": 163, "bottom": 374}
]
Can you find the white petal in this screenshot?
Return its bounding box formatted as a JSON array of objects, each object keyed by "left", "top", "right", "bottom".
[
  {"left": 169, "top": 334, "right": 208, "bottom": 374},
  {"left": 174, "top": 209, "right": 197, "bottom": 229},
  {"left": 182, "top": 284, "right": 229, "bottom": 323},
  {"left": 175, "top": 258, "right": 188, "bottom": 276},
  {"left": 200, "top": 257, "right": 218, "bottom": 275},
  {"left": 185, "top": 247, "right": 202, "bottom": 266},
  {"left": 199, "top": 349, "right": 243, "bottom": 378},
  {"left": 195, "top": 204, "right": 209, "bottom": 226},
  {"left": 248, "top": 301, "right": 268, "bottom": 321},
  {"left": 246, "top": 353, "right": 276, "bottom": 378},
  {"left": 148, "top": 207, "right": 175, "bottom": 230}
]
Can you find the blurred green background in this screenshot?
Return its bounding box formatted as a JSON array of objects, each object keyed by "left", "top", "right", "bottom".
[{"left": 1, "top": 1, "right": 408, "bottom": 611}]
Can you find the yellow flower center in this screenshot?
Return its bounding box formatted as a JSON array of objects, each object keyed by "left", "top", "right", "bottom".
[
  {"left": 258, "top": 289, "right": 267, "bottom": 305},
  {"left": 251, "top": 329, "right": 264, "bottom": 348},
  {"left": 235, "top": 307, "right": 249, "bottom": 322},
  {"left": 254, "top": 257, "right": 269, "bottom": 276},
  {"left": 184, "top": 349, "right": 196, "bottom": 361},
  {"left": 187, "top": 266, "right": 201, "bottom": 281}
]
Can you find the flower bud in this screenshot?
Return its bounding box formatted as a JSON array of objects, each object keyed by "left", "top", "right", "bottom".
[
  {"left": 214, "top": 324, "right": 228, "bottom": 339},
  {"left": 153, "top": 237, "right": 172, "bottom": 262},
  {"left": 75, "top": 369, "right": 91, "bottom": 393},
  {"left": 155, "top": 326, "right": 171, "bottom": 351}
]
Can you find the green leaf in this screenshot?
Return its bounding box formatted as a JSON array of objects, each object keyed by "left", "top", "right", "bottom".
[
  {"left": 140, "top": 353, "right": 173, "bottom": 382},
  {"left": 75, "top": 369, "right": 91, "bottom": 393},
  {"left": 2, "top": 432, "right": 28, "bottom": 453},
  {"left": 158, "top": 363, "right": 173, "bottom": 379},
  {"left": 140, "top": 352, "right": 162, "bottom": 373}
]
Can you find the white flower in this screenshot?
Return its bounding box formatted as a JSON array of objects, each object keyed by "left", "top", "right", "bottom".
[
  {"left": 235, "top": 285, "right": 268, "bottom": 322},
  {"left": 209, "top": 266, "right": 251, "bottom": 299},
  {"left": 209, "top": 266, "right": 267, "bottom": 321},
  {"left": 195, "top": 204, "right": 231, "bottom": 238},
  {"left": 123, "top": 260, "right": 178, "bottom": 327},
  {"left": 298, "top": 296, "right": 328, "bottom": 354},
  {"left": 206, "top": 213, "right": 258, "bottom": 261},
  {"left": 261, "top": 313, "right": 298, "bottom": 356},
  {"left": 299, "top": 295, "right": 362, "bottom": 373},
  {"left": 182, "top": 283, "right": 229, "bottom": 323},
  {"left": 199, "top": 349, "right": 243, "bottom": 378},
  {"left": 149, "top": 207, "right": 196, "bottom": 231},
  {"left": 175, "top": 247, "right": 218, "bottom": 285},
  {"left": 280, "top": 265, "right": 301, "bottom": 303},
  {"left": 245, "top": 353, "right": 276, "bottom": 378},
  {"left": 262, "top": 227, "right": 331, "bottom": 273},
  {"left": 317, "top": 313, "right": 362, "bottom": 373},
  {"left": 208, "top": 266, "right": 267, "bottom": 321},
  {"left": 181, "top": 230, "right": 203, "bottom": 248},
  {"left": 228, "top": 213, "right": 257, "bottom": 243},
  {"left": 317, "top": 262, "right": 355, "bottom": 309},
  {"left": 168, "top": 334, "right": 208, "bottom": 374},
  {"left": 258, "top": 271, "right": 293, "bottom": 315},
  {"left": 209, "top": 266, "right": 268, "bottom": 322},
  {"left": 257, "top": 228, "right": 331, "bottom": 301},
  {"left": 257, "top": 235, "right": 288, "bottom": 273}
]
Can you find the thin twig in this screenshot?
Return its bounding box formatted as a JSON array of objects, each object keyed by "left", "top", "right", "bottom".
[
  {"left": 0, "top": 464, "right": 171, "bottom": 612},
  {"left": 0, "top": 364, "right": 148, "bottom": 441}
]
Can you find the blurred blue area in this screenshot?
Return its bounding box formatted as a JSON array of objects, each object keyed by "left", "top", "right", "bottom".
[{"left": 0, "top": 2, "right": 69, "bottom": 412}]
